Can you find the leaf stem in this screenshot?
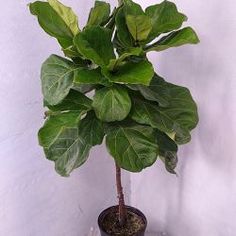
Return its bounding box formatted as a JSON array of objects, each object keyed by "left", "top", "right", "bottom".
[
  {"left": 144, "top": 41, "right": 159, "bottom": 53},
  {"left": 115, "top": 162, "right": 127, "bottom": 226}
]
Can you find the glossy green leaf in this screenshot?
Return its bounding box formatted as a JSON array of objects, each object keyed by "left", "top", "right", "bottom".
[
  {"left": 38, "top": 112, "right": 80, "bottom": 148},
  {"left": 108, "top": 47, "right": 142, "bottom": 71},
  {"left": 120, "top": 0, "right": 148, "bottom": 42},
  {"left": 29, "top": 1, "right": 79, "bottom": 48},
  {"left": 156, "top": 130, "right": 178, "bottom": 174},
  {"left": 146, "top": 27, "right": 200, "bottom": 52},
  {"left": 130, "top": 79, "right": 198, "bottom": 144},
  {"left": 48, "top": 0, "right": 79, "bottom": 35},
  {"left": 115, "top": 7, "right": 134, "bottom": 48},
  {"left": 106, "top": 124, "right": 158, "bottom": 172},
  {"left": 54, "top": 137, "right": 90, "bottom": 177},
  {"left": 131, "top": 97, "right": 173, "bottom": 131},
  {"left": 38, "top": 111, "right": 91, "bottom": 176},
  {"left": 125, "top": 15, "right": 152, "bottom": 42},
  {"left": 45, "top": 90, "right": 92, "bottom": 113},
  {"left": 41, "top": 54, "right": 79, "bottom": 105},
  {"left": 74, "top": 26, "right": 115, "bottom": 66},
  {"left": 127, "top": 74, "right": 170, "bottom": 107},
  {"left": 74, "top": 68, "right": 111, "bottom": 86},
  {"left": 75, "top": 68, "right": 102, "bottom": 84},
  {"left": 62, "top": 45, "right": 81, "bottom": 58},
  {"left": 122, "top": 0, "right": 152, "bottom": 42},
  {"left": 103, "top": 60, "right": 154, "bottom": 85},
  {"left": 172, "top": 124, "right": 191, "bottom": 144},
  {"left": 156, "top": 130, "right": 178, "bottom": 153},
  {"left": 92, "top": 85, "right": 131, "bottom": 122},
  {"left": 79, "top": 111, "right": 104, "bottom": 146},
  {"left": 87, "top": 1, "right": 110, "bottom": 26},
  {"left": 145, "top": 0, "right": 187, "bottom": 40},
  {"left": 72, "top": 84, "right": 96, "bottom": 94},
  {"left": 123, "top": 0, "right": 144, "bottom": 17}
]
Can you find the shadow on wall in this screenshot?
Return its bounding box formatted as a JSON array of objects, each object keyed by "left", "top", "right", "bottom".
[
  {"left": 156, "top": 40, "right": 234, "bottom": 171},
  {"left": 146, "top": 36, "right": 235, "bottom": 235},
  {"left": 151, "top": 38, "right": 230, "bottom": 167}
]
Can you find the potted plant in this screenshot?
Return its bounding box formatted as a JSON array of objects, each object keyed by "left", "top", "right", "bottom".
[{"left": 29, "top": 0, "right": 199, "bottom": 235}]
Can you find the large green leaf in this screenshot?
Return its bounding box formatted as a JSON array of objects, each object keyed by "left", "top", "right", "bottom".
[
  {"left": 41, "top": 54, "right": 79, "bottom": 105},
  {"left": 29, "top": 1, "right": 79, "bottom": 48},
  {"left": 74, "top": 26, "right": 115, "bottom": 66},
  {"left": 123, "top": 0, "right": 152, "bottom": 42},
  {"left": 38, "top": 112, "right": 81, "bottom": 148},
  {"left": 48, "top": 0, "right": 79, "bottom": 35},
  {"left": 45, "top": 89, "right": 92, "bottom": 113},
  {"left": 108, "top": 47, "right": 142, "bottom": 71},
  {"left": 102, "top": 60, "right": 154, "bottom": 85},
  {"left": 146, "top": 27, "right": 200, "bottom": 52},
  {"left": 115, "top": 7, "right": 134, "bottom": 48},
  {"left": 172, "top": 124, "right": 191, "bottom": 145},
  {"left": 106, "top": 124, "right": 158, "bottom": 172},
  {"left": 78, "top": 111, "right": 104, "bottom": 146},
  {"left": 87, "top": 1, "right": 110, "bottom": 27},
  {"left": 38, "top": 111, "right": 91, "bottom": 176},
  {"left": 123, "top": 0, "right": 143, "bottom": 13},
  {"left": 54, "top": 136, "right": 90, "bottom": 177},
  {"left": 127, "top": 74, "right": 170, "bottom": 107},
  {"left": 72, "top": 84, "right": 96, "bottom": 94},
  {"left": 62, "top": 45, "right": 81, "bottom": 58},
  {"left": 131, "top": 97, "right": 173, "bottom": 132},
  {"left": 156, "top": 130, "right": 178, "bottom": 174},
  {"left": 74, "top": 68, "right": 111, "bottom": 86},
  {"left": 92, "top": 85, "right": 131, "bottom": 122},
  {"left": 130, "top": 79, "right": 198, "bottom": 144},
  {"left": 145, "top": 0, "right": 187, "bottom": 41},
  {"left": 126, "top": 15, "right": 152, "bottom": 42}
]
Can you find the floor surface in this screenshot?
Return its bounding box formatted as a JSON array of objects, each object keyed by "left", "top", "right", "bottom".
[{"left": 87, "top": 228, "right": 168, "bottom": 236}]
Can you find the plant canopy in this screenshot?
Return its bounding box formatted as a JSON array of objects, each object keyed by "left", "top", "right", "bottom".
[{"left": 29, "top": 0, "right": 199, "bottom": 177}]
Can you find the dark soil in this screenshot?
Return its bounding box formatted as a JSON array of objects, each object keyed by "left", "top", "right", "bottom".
[{"left": 101, "top": 208, "right": 145, "bottom": 236}]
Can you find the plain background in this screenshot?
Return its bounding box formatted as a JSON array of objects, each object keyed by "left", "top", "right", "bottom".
[{"left": 0, "top": 0, "right": 236, "bottom": 235}]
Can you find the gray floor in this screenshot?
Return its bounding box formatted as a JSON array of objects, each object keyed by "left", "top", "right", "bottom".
[{"left": 87, "top": 228, "right": 168, "bottom": 236}]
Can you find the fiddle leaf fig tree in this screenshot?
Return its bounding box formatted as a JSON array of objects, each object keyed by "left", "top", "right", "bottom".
[{"left": 29, "top": 0, "right": 199, "bottom": 225}]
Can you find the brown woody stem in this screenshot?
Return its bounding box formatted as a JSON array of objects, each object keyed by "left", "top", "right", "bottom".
[{"left": 115, "top": 162, "right": 127, "bottom": 226}]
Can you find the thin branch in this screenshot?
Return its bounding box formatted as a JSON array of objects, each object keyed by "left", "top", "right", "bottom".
[{"left": 115, "top": 162, "right": 127, "bottom": 226}]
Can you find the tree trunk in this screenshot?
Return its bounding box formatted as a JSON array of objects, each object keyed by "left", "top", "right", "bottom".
[{"left": 115, "top": 162, "right": 127, "bottom": 226}]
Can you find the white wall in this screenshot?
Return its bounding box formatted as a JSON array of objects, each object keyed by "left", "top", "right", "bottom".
[
  {"left": 131, "top": 0, "right": 236, "bottom": 235},
  {"left": 1, "top": 0, "right": 236, "bottom": 236},
  {"left": 0, "top": 1, "right": 130, "bottom": 236}
]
